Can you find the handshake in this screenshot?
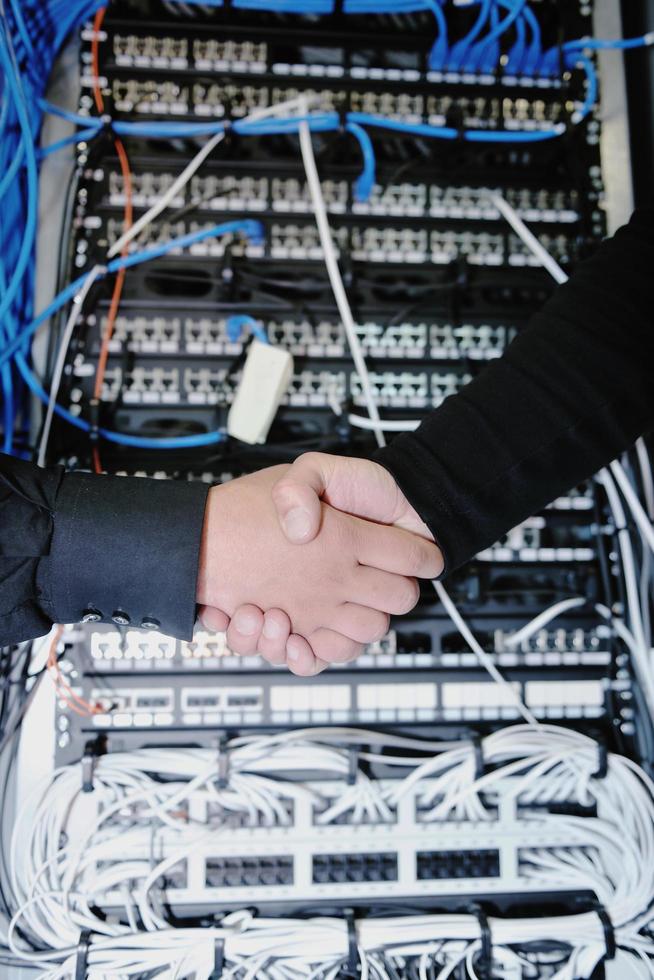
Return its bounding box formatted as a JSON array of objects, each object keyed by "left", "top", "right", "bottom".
[{"left": 196, "top": 453, "right": 443, "bottom": 675}]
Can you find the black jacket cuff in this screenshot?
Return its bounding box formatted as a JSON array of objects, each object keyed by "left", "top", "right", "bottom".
[{"left": 48, "top": 472, "right": 210, "bottom": 639}]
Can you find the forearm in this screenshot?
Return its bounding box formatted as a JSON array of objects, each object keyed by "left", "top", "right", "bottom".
[
  {"left": 0, "top": 454, "right": 209, "bottom": 644},
  {"left": 376, "top": 209, "right": 654, "bottom": 571}
]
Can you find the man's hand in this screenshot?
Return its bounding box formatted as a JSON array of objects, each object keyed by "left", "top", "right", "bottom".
[
  {"left": 196, "top": 465, "right": 441, "bottom": 674},
  {"left": 272, "top": 453, "right": 438, "bottom": 545}
]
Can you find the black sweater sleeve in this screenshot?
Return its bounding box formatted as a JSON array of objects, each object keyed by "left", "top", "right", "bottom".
[
  {"left": 0, "top": 455, "right": 209, "bottom": 645},
  {"left": 375, "top": 208, "right": 654, "bottom": 573}
]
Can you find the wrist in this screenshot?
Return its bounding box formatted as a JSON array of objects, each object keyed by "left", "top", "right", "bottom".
[{"left": 197, "top": 484, "right": 221, "bottom": 607}]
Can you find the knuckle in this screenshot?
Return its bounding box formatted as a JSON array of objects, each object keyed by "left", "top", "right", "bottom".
[
  {"left": 407, "top": 538, "right": 431, "bottom": 575},
  {"left": 396, "top": 578, "right": 420, "bottom": 614},
  {"left": 371, "top": 612, "right": 391, "bottom": 642}
]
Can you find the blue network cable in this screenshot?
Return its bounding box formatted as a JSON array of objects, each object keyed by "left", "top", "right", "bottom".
[
  {"left": 0, "top": 221, "right": 265, "bottom": 372},
  {"left": 446, "top": 0, "right": 492, "bottom": 72},
  {"left": 5, "top": 222, "right": 263, "bottom": 450},
  {"left": 227, "top": 315, "right": 269, "bottom": 344}
]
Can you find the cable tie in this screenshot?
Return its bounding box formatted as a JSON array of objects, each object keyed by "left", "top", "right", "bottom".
[
  {"left": 81, "top": 737, "right": 104, "bottom": 793},
  {"left": 343, "top": 907, "right": 360, "bottom": 977},
  {"left": 593, "top": 737, "right": 608, "bottom": 780},
  {"left": 75, "top": 929, "right": 91, "bottom": 980},
  {"left": 468, "top": 903, "right": 492, "bottom": 977},
  {"left": 100, "top": 113, "right": 113, "bottom": 134},
  {"left": 217, "top": 733, "right": 229, "bottom": 789},
  {"left": 471, "top": 733, "right": 485, "bottom": 781},
  {"left": 337, "top": 101, "right": 349, "bottom": 134},
  {"left": 210, "top": 935, "right": 224, "bottom": 977},
  {"left": 595, "top": 904, "right": 616, "bottom": 960},
  {"left": 333, "top": 0, "right": 344, "bottom": 16},
  {"left": 445, "top": 104, "right": 466, "bottom": 142},
  {"left": 347, "top": 745, "right": 359, "bottom": 785}
]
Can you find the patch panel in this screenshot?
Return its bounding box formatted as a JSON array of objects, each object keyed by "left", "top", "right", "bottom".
[
  {"left": 476, "top": 517, "right": 597, "bottom": 564},
  {"left": 81, "top": 197, "right": 582, "bottom": 272},
  {"left": 92, "top": 16, "right": 583, "bottom": 91},
  {"left": 88, "top": 73, "right": 571, "bottom": 134},
  {"left": 98, "top": 166, "right": 583, "bottom": 228},
  {"left": 70, "top": 353, "right": 472, "bottom": 414},
  {"left": 53, "top": 768, "right": 608, "bottom": 912},
  {"left": 82, "top": 613, "right": 613, "bottom": 674},
  {"left": 56, "top": 642, "right": 618, "bottom": 761},
  {"left": 86, "top": 312, "right": 516, "bottom": 362}
]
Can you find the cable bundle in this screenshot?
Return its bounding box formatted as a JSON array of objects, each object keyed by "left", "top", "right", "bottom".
[
  {"left": 3, "top": 0, "right": 648, "bottom": 458},
  {"left": 5, "top": 725, "right": 654, "bottom": 977}
]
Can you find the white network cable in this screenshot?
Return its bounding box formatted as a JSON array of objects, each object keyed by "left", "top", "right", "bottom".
[
  {"left": 503, "top": 596, "right": 587, "bottom": 649},
  {"left": 432, "top": 579, "right": 540, "bottom": 727},
  {"left": 36, "top": 264, "right": 106, "bottom": 467},
  {"left": 300, "top": 146, "right": 542, "bottom": 710},
  {"left": 10, "top": 726, "right": 654, "bottom": 978},
  {"left": 348, "top": 413, "right": 420, "bottom": 432},
  {"left": 297, "top": 108, "right": 385, "bottom": 449},
  {"left": 107, "top": 131, "right": 225, "bottom": 257},
  {"left": 491, "top": 193, "right": 569, "bottom": 285},
  {"left": 107, "top": 95, "right": 313, "bottom": 258}
]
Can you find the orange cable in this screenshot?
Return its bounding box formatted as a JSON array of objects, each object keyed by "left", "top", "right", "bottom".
[
  {"left": 91, "top": 7, "right": 133, "bottom": 473},
  {"left": 47, "top": 626, "right": 102, "bottom": 717}
]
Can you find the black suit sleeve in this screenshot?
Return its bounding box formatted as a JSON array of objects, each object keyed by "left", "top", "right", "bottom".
[
  {"left": 375, "top": 208, "right": 654, "bottom": 573},
  {"left": 0, "top": 455, "right": 209, "bottom": 645}
]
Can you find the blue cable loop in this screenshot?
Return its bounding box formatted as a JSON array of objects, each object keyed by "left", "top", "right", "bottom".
[
  {"left": 345, "top": 120, "right": 376, "bottom": 201},
  {"left": 446, "top": 0, "right": 492, "bottom": 72},
  {"left": 226, "top": 314, "right": 269, "bottom": 344},
  {"left": 505, "top": 4, "right": 527, "bottom": 75},
  {"left": 424, "top": 0, "right": 449, "bottom": 71},
  {"left": 570, "top": 53, "right": 598, "bottom": 123},
  {"left": 519, "top": 2, "right": 542, "bottom": 75}
]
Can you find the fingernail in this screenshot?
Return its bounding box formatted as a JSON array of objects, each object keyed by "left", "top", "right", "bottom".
[
  {"left": 282, "top": 507, "right": 311, "bottom": 541},
  {"left": 263, "top": 617, "right": 283, "bottom": 639},
  {"left": 233, "top": 611, "right": 259, "bottom": 636}
]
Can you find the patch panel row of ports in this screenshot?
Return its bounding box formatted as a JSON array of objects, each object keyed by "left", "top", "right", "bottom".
[
  {"left": 100, "top": 30, "right": 569, "bottom": 89},
  {"left": 87, "top": 77, "right": 566, "bottom": 130},
  {"left": 416, "top": 849, "right": 500, "bottom": 880},
  {"left": 453, "top": 625, "right": 612, "bottom": 658},
  {"left": 110, "top": 34, "right": 267, "bottom": 72},
  {"left": 76, "top": 814, "right": 608, "bottom": 908},
  {"left": 85, "top": 621, "right": 611, "bottom": 671},
  {"left": 93, "top": 216, "right": 575, "bottom": 268},
  {"left": 88, "top": 626, "right": 399, "bottom": 664},
  {"left": 313, "top": 852, "right": 398, "bottom": 883},
  {"left": 88, "top": 313, "right": 512, "bottom": 361},
  {"left": 103, "top": 169, "right": 580, "bottom": 225},
  {"left": 82, "top": 675, "right": 608, "bottom": 732},
  {"left": 70, "top": 362, "right": 469, "bottom": 410},
  {"left": 475, "top": 517, "right": 597, "bottom": 562}
]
